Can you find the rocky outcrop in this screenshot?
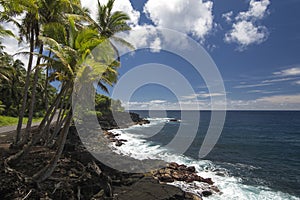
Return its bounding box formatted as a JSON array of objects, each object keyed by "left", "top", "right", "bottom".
[
  {"left": 114, "top": 177, "right": 192, "bottom": 200},
  {"left": 103, "top": 131, "right": 128, "bottom": 147},
  {"left": 98, "top": 111, "right": 150, "bottom": 130},
  {"left": 151, "top": 162, "right": 220, "bottom": 198}
]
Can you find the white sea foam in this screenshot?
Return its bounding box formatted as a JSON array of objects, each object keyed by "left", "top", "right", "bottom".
[{"left": 108, "top": 118, "right": 300, "bottom": 200}]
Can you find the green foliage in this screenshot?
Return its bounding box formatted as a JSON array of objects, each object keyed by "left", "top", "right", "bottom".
[
  {"left": 95, "top": 94, "right": 125, "bottom": 114},
  {"left": 0, "top": 42, "right": 56, "bottom": 117},
  {"left": 0, "top": 101, "right": 5, "bottom": 114},
  {"left": 0, "top": 115, "right": 43, "bottom": 127},
  {"left": 111, "top": 99, "right": 124, "bottom": 112},
  {"left": 0, "top": 0, "right": 131, "bottom": 126}
]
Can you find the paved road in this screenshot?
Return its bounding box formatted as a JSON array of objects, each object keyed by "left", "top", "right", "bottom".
[
  {"left": 0, "top": 121, "right": 41, "bottom": 135},
  {"left": 0, "top": 112, "right": 59, "bottom": 137}
]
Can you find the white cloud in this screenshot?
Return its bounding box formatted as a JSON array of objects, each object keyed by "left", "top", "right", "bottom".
[
  {"left": 262, "top": 77, "right": 297, "bottom": 83},
  {"left": 257, "top": 94, "right": 300, "bottom": 104},
  {"left": 247, "top": 90, "right": 277, "bottom": 94},
  {"left": 149, "top": 37, "right": 161, "bottom": 52},
  {"left": 225, "top": 0, "right": 270, "bottom": 49},
  {"left": 150, "top": 100, "right": 166, "bottom": 104},
  {"left": 234, "top": 82, "right": 271, "bottom": 89},
  {"left": 181, "top": 92, "right": 225, "bottom": 100},
  {"left": 122, "top": 95, "right": 300, "bottom": 110},
  {"left": 236, "top": 0, "right": 270, "bottom": 21},
  {"left": 273, "top": 67, "right": 300, "bottom": 76},
  {"left": 143, "top": 0, "right": 214, "bottom": 40},
  {"left": 1, "top": 21, "right": 30, "bottom": 69},
  {"left": 294, "top": 80, "right": 300, "bottom": 85},
  {"left": 115, "top": 24, "right": 160, "bottom": 53},
  {"left": 81, "top": 0, "right": 140, "bottom": 26},
  {"left": 222, "top": 11, "right": 233, "bottom": 23},
  {"left": 225, "top": 20, "right": 268, "bottom": 49}
]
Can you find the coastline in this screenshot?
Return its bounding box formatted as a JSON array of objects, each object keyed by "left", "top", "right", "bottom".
[
  {"left": 0, "top": 111, "right": 212, "bottom": 199},
  {"left": 96, "top": 113, "right": 220, "bottom": 199}
]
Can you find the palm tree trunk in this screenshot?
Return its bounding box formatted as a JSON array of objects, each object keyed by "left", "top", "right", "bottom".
[
  {"left": 24, "top": 45, "right": 44, "bottom": 142},
  {"left": 34, "top": 82, "right": 70, "bottom": 144},
  {"left": 32, "top": 110, "right": 72, "bottom": 183},
  {"left": 44, "top": 51, "right": 51, "bottom": 111},
  {"left": 15, "top": 28, "right": 35, "bottom": 144}
]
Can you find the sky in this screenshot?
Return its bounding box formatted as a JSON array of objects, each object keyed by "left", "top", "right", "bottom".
[{"left": 3, "top": 0, "right": 300, "bottom": 110}]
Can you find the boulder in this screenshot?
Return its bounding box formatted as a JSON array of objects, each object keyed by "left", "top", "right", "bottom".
[
  {"left": 178, "top": 164, "right": 187, "bottom": 171},
  {"left": 185, "top": 192, "right": 203, "bottom": 200},
  {"left": 203, "top": 178, "right": 214, "bottom": 185},
  {"left": 115, "top": 140, "right": 124, "bottom": 147},
  {"left": 167, "top": 162, "right": 179, "bottom": 170},
  {"left": 172, "top": 171, "right": 185, "bottom": 181},
  {"left": 159, "top": 173, "right": 174, "bottom": 183},
  {"left": 201, "top": 190, "right": 213, "bottom": 197},
  {"left": 210, "top": 185, "right": 220, "bottom": 193},
  {"left": 186, "top": 166, "right": 196, "bottom": 173}
]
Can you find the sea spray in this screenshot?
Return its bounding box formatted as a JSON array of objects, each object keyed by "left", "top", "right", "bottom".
[{"left": 108, "top": 118, "right": 300, "bottom": 200}]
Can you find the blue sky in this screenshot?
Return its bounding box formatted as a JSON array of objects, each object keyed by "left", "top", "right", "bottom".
[
  {"left": 3, "top": 0, "right": 300, "bottom": 110},
  {"left": 91, "top": 0, "right": 300, "bottom": 110}
]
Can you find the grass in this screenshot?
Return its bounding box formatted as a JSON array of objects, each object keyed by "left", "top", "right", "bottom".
[{"left": 0, "top": 116, "right": 43, "bottom": 127}]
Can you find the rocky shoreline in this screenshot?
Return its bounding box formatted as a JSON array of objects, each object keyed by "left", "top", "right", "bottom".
[
  {"left": 0, "top": 112, "right": 220, "bottom": 199},
  {"left": 99, "top": 113, "right": 220, "bottom": 199}
]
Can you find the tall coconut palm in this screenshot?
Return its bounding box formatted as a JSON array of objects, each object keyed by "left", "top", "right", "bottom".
[
  {"left": 11, "top": 1, "right": 40, "bottom": 144},
  {"left": 11, "top": 0, "right": 83, "bottom": 143},
  {"left": 93, "top": 0, "right": 134, "bottom": 61},
  {"left": 32, "top": 16, "right": 118, "bottom": 182}
]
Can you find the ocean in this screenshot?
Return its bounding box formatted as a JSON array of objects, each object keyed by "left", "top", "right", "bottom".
[{"left": 109, "top": 111, "right": 300, "bottom": 199}]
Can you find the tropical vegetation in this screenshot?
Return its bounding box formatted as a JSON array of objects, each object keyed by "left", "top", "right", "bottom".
[{"left": 0, "top": 0, "right": 132, "bottom": 184}]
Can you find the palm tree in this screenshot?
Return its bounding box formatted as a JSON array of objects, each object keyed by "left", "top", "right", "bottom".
[
  {"left": 0, "top": 45, "right": 14, "bottom": 83},
  {"left": 32, "top": 16, "right": 118, "bottom": 182},
  {"left": 3, "top": 0, "right": 132, "bottom": 185},
  {"left": 7, "top": 0, "right": 83, "bottom": 143},
  {"left": 12, "top": 1, "right": 40, "bottom": 144},
  {"left": 92, "top": 0, "right": 134, "bottom": 61}
]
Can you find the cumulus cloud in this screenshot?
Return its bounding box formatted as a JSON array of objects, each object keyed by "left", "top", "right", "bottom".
[
  {"left": 143, "top": 0, "right": 214, "bottom": 40},
  {"left": 225, "top": 21, "right": 268, "bottom": 47},
  {"left": 295, "top": 80, "right": 300, "bottom": 85},
  {"left": 222, "top": 11, "right": 233, "bottom": 23},
  {"left": 115, "top": 24, "right": 161, "bottom": 54},
  {"left": 225, "top": 0, "right": 270, "bottom": 49},
  {"left": 273, "top": 67, "right": 300, "bottom": 76},
  {"left": 149, "top": 37, "right": 161, "bottom": 52},
  {"left": 236, "top": 0, "right": 270, "bottom": 21}
]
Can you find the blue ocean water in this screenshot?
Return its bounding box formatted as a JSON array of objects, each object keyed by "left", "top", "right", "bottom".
[{"left": 112, "top": 110, "right": 300, "bottom": 199}]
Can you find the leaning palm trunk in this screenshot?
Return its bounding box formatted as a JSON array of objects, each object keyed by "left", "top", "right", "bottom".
[
  {"left": 24, "top": 45, "right": 44, "bottom": 142},
  {"left": 35, "top": 82, "right": 70, "bottom": 139},
  {"left": 44, "top": 51, "right": 51, "bottom": 111},
  {"left": 32, "top": 107, "right": 73, "bottom": 183},
  {"left": 15, "top": 29, "right": 35, "bottom": 144},
  {"left": 46, "top": 95, "right": 71, "bottom": 146},
  {"left": 5, "top": 82, "right": 71, "bottom": 165}
]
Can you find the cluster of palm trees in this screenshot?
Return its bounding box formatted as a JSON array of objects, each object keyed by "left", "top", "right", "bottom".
[
  {"left": 1, "top": 0, "right": 132, "bottom": 183},
  {"left": 0, "top": 42, "right": 56, "bottom": 117}
]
